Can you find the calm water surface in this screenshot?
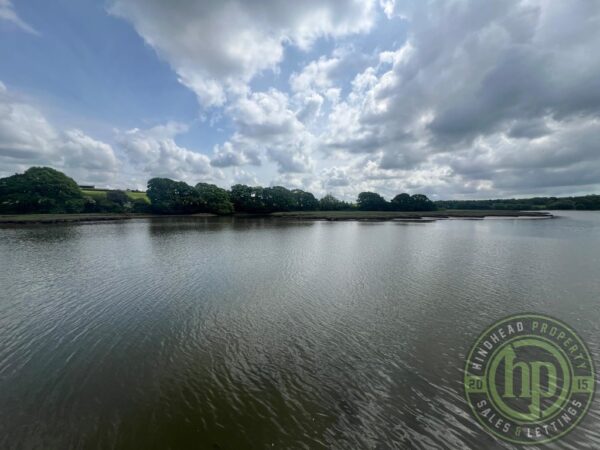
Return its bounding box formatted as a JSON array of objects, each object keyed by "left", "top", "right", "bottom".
[{"left": 1, "top": 211, "right": 599, "bottom": 449}]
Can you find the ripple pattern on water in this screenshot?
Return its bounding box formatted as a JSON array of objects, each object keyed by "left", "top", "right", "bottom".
[{"left": 1, "top": 213, "right": 599, "bottom": 449}]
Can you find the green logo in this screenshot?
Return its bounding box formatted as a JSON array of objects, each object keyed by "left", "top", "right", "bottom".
[{"left": 464, "top": 314, "right": 595, "bottom": 445}]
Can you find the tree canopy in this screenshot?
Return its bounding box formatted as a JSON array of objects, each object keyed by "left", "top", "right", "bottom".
[
  {"left": 355, "top": 191, "right": 436, "bottom": 211},
  {"left": 146, "top": 178, "right": 235, "bottom": 214},
  {"left": 401, "top": 194, "right": 436, "bottom": 211},
  {"left": 147, "top": 178, "right": 204, "bottom": 214},
  {"left": 357, "top": 192, "right": 388, "bottom": 211},
  {"left": 319, "top": 194, "right": 352, "bottom": 211},
  {"left": 292, "top": 189, "right": 319, "bottom": 211},
  {"left": 230, "top": 184, "right": 320, "bottom": 213},
  {"left": 195, "top": 183, "right": 234, "bottom": 214},
  {"left": 0, "top": 167, "right": 84, "bottom": 213}
]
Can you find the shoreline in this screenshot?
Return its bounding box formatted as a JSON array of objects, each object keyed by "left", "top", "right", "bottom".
[
  {"left": 270, "top": 210, "right": 554, "bottom": 221},
  {"left": 0, "top": 210, "right": 553, "bottom": 224},
  {"left": 0, "top": 213, "right": 216, "bottom": 224}
]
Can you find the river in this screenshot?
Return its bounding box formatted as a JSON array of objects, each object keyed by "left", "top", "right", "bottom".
[{"left": 1, "top": 211, "right": 599, "bottom": 449}]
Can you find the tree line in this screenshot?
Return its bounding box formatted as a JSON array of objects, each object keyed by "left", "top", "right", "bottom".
[
  {"left": 1, "top": 167, "right": 599, "bottom": 214},
  {"left": 437, "top": 195, "right": 600, "bottom": 211},
  {"left": 145, "top": 178, "right": 436, "bottom": 213},
  {"left": 0, "top": 167, "right": 436, "bottom": 214}
]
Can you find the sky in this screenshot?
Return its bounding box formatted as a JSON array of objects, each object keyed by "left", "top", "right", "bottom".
[{"left": 1, "top": 0, "right": 600, "bottom": 200}]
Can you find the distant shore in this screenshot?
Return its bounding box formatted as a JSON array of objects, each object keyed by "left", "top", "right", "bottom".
[
  {"left": 271, "top": 210, "right": 554, "bottom": 221},
  {"left": 0, "top": 210, "right": 553, "bottom": 224}
]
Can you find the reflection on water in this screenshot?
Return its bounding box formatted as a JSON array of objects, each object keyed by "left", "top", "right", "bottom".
[{"left": 0, "top": 211, "right": 599, "bottom": 449}]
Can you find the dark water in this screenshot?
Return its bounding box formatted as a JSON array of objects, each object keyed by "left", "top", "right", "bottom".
[{"left": 1, "top": 211, "right": 599, "bottom": 449}]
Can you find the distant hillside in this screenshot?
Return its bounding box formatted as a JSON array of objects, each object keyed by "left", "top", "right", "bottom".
[{"left": 80, "top": 188, "right": 149, "bottom": 203}]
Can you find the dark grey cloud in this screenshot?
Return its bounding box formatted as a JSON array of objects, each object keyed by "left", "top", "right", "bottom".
[
  {"left": 508, "top": 119, "right": 552, "bottom": 139},
  {"left": 320, "top": 0, "right": 600, "bottom": 196}
]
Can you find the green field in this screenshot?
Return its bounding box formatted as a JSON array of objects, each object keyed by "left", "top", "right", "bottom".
[{"left": 81, "top": 189, "right": 149, "bottom": 202}]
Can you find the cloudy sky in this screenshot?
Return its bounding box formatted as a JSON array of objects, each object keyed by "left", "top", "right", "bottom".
[{"left": 1, "top": 0, "right": 599, "bottom": 200}]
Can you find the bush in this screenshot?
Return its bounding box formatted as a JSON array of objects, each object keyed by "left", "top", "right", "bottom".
[
  {"left": 131, "top": 198, "right": 151, "bottom": 213},
  {"left": 106, "top": 190, "right": 130, "bottom": 206}
]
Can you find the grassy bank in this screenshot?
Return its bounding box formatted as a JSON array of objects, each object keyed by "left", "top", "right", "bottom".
[
  {"left": 271, "top": 210, "right": 554, "bottom": 220},
  {"left": 81, "top": 188, "right": 149, "bottom": 202}
]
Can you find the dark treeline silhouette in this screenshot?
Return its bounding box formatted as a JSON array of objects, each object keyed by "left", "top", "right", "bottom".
[
  {"left": 147, "top": 178, "right": 233, "bottom": 214},
  {"left": 147, "top": 179, "right": 352, "bottom": 214},
  {"left": 357, "top": 192, "right": 436, "bottom": 211},
  {"left": 2, "top": 167, "right": 599, "bottom": 215},
  {"left": 229, "top": 184, "right": 318, "bottom": 213},
  {"left": 436, "top": 195, "right": 600, "bottom": 211},
  {"left": 148, "top": 180, "right": 436, "bottom": 214}
]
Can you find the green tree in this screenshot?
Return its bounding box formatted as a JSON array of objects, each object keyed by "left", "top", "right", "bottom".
[
  {"left": 292, "top": 189, "right": 319, "bottom": 211},
  {"left": 436, "top": 195, "right": 600, "bottom": 211},
  {"left": 147, "top": 178, "right": 204, "bottom": 214},
  {"left": 106, "top": 190, "right": 130, "bottom": 206},
  {"left": 230, "top": 184, "right": 267, "bottom": 213},
  {"left": 574, "top": 195, "right": 600, "bottom": 210},
  {"left": 195, "top": 183, "right": 234, "bottom": 214},
  {"left": 410, "top": 194, "right": 436, "bottom": 211},
  {"left": 391, "top": 193, "right": 412, "bottom": 211},
  {"left": 319, "top": 194, "right": 352, "bottom": 211},
  {"left": 357, "top": 192, "right": 388, "bottom": 211},
  {"left": 0, "top": 167, "right": 84, "bottom": 213},
  {"left": 230, "top": 185, "right": 319, "bottom": 212},
  {"left": 263, "top": 186, "right": 296, "bottom": 212}
]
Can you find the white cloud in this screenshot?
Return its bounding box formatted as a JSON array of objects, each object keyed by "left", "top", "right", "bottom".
[
  {"left": 0, "top": 0, "right": 38, "bottom": 34},
  {"left": 109, "top": 0, "right": 376, "bottom": 107},
  {"left": 290, "top": 56, "right": 341, "bottom": 94},
  {"left": 0, "top": 83, "right": 117, "bottom": 183},
  {"left": 295, "top": 92, "right": 324, "bottom": 124},
  {"left": 230, "top": 89, "right": 302, "bottom": 138},
  {"left": 230, "top": 168, "right": 260, "bottom": 186},
  {"left": 217, "top": 89, "right": 315, "bottom": 174},
  {"left": 60, "top": 130, "right": 118, "bottom": 171},
  {"left": 117, "top": 122, "right": 219, "bottom": 184},
  {"left": 210, "top": 141, "right": 260, "bottom": 168},
  {"left": 4, "top": 1, "right": 600, "bottom": 199},
  {"left": 313, "top": 0, "right": 600, "bottom": 198},
  {"left": 379, "top": 0, "right": 397, "bottom": 20}
]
